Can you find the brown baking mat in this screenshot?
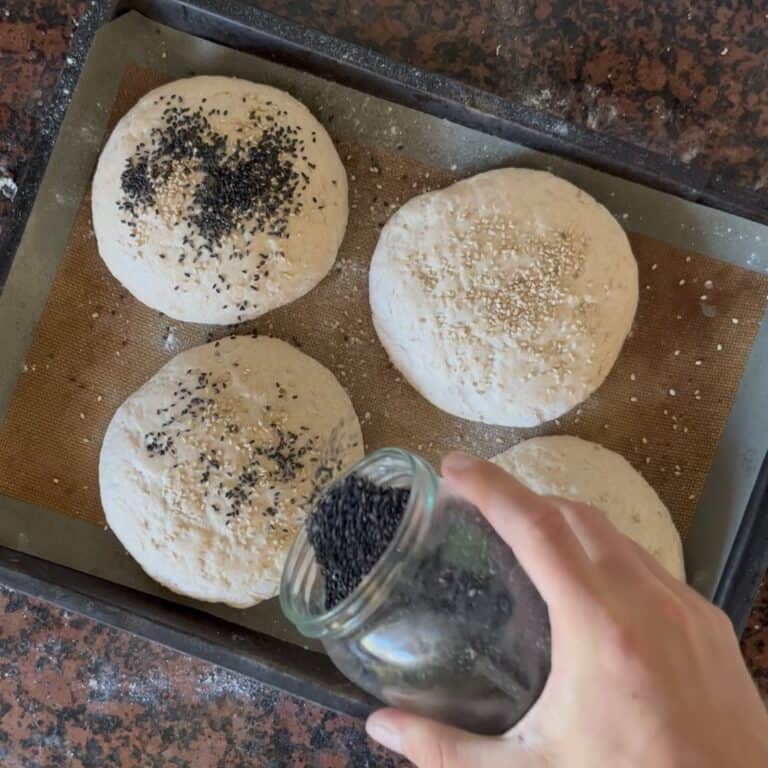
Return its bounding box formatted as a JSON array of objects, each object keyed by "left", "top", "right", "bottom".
[{"left": 0, "top": 64, "right": 766, "bottom": 538}]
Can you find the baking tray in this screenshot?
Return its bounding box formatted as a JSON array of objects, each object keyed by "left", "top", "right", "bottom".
[{"left": 0, "top": 0, "right": 767, "bottom": 718}]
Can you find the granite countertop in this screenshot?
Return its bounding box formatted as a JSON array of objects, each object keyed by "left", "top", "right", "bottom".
[{"left": 0, "top": 0, "right": 767, "bottom": 764}]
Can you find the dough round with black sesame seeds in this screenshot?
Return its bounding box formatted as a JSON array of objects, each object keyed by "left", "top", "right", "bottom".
[
  {"left": 92, "top": 76, "right": 348, "bottom": 324},
  {"left": 369, "top": 169, "right": 638, "bottom": 426},
  {"left": 99, "top": 335, "right": 363, "bottom": 608},
  {"left": 493, "top": 436, "right": 685, "bottom": 579}
]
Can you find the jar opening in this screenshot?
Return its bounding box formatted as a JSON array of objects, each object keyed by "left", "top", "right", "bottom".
[{"left": 280, "top": 448, "right": 436, "bottom": 639}]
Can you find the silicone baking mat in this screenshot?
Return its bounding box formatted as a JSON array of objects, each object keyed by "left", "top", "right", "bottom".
[{"left": 0, "top": 14, "right": 767, "bottom": 647}]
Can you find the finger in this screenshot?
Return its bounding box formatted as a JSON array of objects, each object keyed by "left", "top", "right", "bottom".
[
  {"left": 616, "top": 537, "right": 725, "bottom": 643},
  {"left": 442, "top": 452, "right": 594, "bottom": 606},
  {"left": 560, "top": 498, "right": 688, "bottom": 590},
  {"left": 554, "top": 498, "right": 634, "bottom": 562},
  {"left": 555, "top": 499, "right": 693, "bottom": 606},
  {"left": 623, "top": 537, "right": 691, "bottom": 596},
  {"left": 555, "top": 499, "right": 697, "bottom": 624},
  {"left": 366, "top": 708, "right": 543, "bottom": 768}
]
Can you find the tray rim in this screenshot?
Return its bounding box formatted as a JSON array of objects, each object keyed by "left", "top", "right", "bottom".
[
  {"left": 121, "top": 0, "right": 768, "bottom": 225},
  {"left": 0, "top": 0, "right": 766, "bottom": 717},
  {"left": 0, "top": 545, "right": 377, "bottom": 716}
]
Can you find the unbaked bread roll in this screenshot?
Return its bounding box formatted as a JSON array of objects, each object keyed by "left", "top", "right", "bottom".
[
  {"left": 99, "top": 335, "right": 363, "bottom": 607},
  {"left": 92, "top": 76, "right": 347, "bottom": 324},
  {"left": 493, "top": 435, "right": 685, "bottom": 579},
  {"left": 370, "top": 169, "right": 637, "bottom": 426}
]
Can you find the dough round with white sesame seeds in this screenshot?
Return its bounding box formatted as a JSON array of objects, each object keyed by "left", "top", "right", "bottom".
[
  {"left": 369, "top": 169, "right": 638, "bottom": 426},
  {"left": 99, "top": 335, "right": 363, "bottom": 608},
  {"left": 493, "top": 436, "right": 685, "bottom": 579},
  {"left": 92, "top": 76, "right": 348, "bottom": 324}
]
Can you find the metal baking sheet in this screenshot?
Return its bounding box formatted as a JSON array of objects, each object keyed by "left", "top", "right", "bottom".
[{"left": 0, "top": 7, "right": 767, "bottom": 709}]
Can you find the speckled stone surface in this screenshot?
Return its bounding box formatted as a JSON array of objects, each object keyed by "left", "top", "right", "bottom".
[
  {"left": 256, "top": 0, "right": 768, "bottom": 195},
  {"left": 0, "top": 0, "right": 767, "bottom": 764},
  {"left": 0, "top": 587, "right": 408, "bottom": 767}
]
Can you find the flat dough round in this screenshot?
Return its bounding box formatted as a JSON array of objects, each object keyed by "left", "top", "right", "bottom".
[
  {"left": 370, "top": 169, "right": 638, "bottom": 427},
  {"left": 492, "top": 436, "right": 685, "bottom": 579},
  {"left": 99, "top": 335, "right": 363, "bottom": 607},
  {"left": 92, "top": 76, "right": 348, "bottom": 324}
]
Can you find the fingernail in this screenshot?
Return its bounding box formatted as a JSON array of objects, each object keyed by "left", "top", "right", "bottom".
[
  {"left": 442, "top": 451, "right": 479, "bottom": 474},
  {"left": 366, "top": 717, "right": 403, "bottom": 754}
]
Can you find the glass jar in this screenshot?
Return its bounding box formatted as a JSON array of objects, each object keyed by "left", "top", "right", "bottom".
[{"left": 280, "top": 448, "right": 551, "bottom": 735}]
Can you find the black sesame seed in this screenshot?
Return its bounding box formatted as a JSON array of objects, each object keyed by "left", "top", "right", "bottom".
[
  {"left": 306, "top": 474, "right": 410, "bottom": 610},
  {"left": 118, "top": 101, "right": 312, "bottom": 255}
]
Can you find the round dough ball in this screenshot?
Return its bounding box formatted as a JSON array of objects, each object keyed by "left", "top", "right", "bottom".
[
  {"left": 99, "top": 335, "right": 363, "bottom": 608},
  {"left": 370, "top": 169, "right": 638, "bottom": 427},
  {"left": 92, "top": 76, "right": 348, "bottom": 324},
  {"left": 492, "top": 436, "right": 684, "bottom": 579}
]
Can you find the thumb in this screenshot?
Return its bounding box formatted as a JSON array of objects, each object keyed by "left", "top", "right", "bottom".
[{"left": 366, "top": 708, "right": 541, "bottom": 768}]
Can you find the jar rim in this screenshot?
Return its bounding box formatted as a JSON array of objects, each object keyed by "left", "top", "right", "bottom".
[{"left": 280, "top": 447, "right": 437, "bottom": 639}]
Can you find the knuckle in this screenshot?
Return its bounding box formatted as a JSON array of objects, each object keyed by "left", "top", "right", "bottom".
[
  {"left": 605, "top": 617, "right": 641, "bottom": 661},
  {"left": 595, "top": 551, "right": 635, "bottom": 579},
  {"left": 598, "top": 612, "right": 650, "bottom": 682},
  {"left": 709, "top": 605, "right": 736, "bottom": 637},
  {"left": 659, "top": 594, "right": 694, "bottom": 632},
  {"left": 526, "top": 502, "right": 567, "bottom": 544}
]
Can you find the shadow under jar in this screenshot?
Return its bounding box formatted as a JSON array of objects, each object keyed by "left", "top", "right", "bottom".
[{"left": 280, "top": 448, "right": 551, "bottom": 735}]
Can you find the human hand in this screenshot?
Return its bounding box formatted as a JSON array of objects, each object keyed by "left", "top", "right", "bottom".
[{"left": 365, "top": 451, "right": 768, "bottom": 767}]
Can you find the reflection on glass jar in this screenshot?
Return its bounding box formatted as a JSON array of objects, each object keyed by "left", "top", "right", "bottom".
[{"left": 280, "top": 448, "right": 551, "bottom": 735}]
